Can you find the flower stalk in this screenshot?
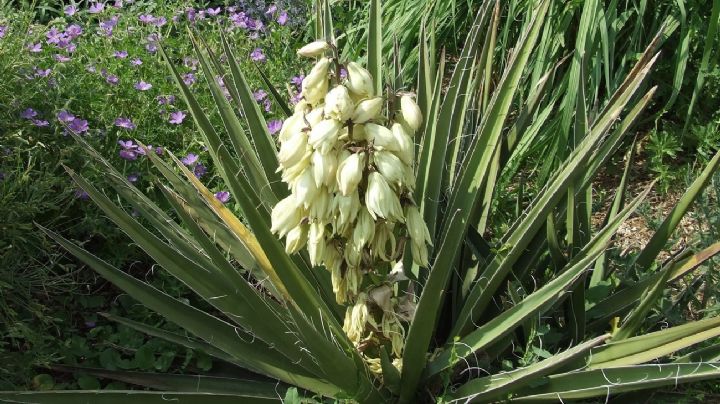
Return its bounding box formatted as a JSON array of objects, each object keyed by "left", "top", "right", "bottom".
[{"left": 271, "top": 39, "right": 430, "bottom": 375}]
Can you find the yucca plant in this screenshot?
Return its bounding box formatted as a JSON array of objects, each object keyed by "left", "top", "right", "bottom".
[{"left": 6, "top": 0, "right": 720, "bottom": 402}]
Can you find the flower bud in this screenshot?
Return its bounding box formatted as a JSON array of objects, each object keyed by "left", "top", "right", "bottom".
[
  {"left": 352, "top": 209, "right": 375, "bottom": 249},
  {"left": 391, "top": 123, "right": 414, "bottom": 165},
  {"left": 400, "top": 95, "right": 423, "bottom": 132},
  {"left": 405, "top": 205, "right": 432, "bottom": 246},
  {"left": 344, "top": 244, "right": 362, "bottom": 267},
  {"left": 312, "top": 150, "right": 337, "bottom": 188},
  {"left": 345, "top": 62, "right": 374, "bottom": 97},
  {"left": 371, "top": 222, "right": 397, "bottom": 260},
  {"left": 285, "top": 224, "right": 308, "bottom": 254},
  {"left": 302, "top": 58, "right": 330, "bottom": 104},
  {"left": 279, "top": 112, "right": 306, "bottom": 142},
  {"left": 270, "top": 195, "right": 303, "bottom": 237},
  {"left": 351, "top": 97, "right": 383, "bottom": 123},
  {"left": 293, "top": 169, "right": 319, "bottom": 208},
  {"left": 297, "top": 40, "right": 330, "bottom": 58},
  {"left": 306, "top": 104, "right": 325, "bottom": 127},
  {"left": 309, "top": 119, "right": 341, "bottom": 154},
  {"left": 336, "top": 152, "right": 365, "bottom": 196},
  {"left": 373, "top": 150, "right": 409, "bottom": 188},
  {"left": 365, "top": 123, "right": 397, "bottom": 151},
  {"left": 333, "top": 191, "right": 360, "bottom": 235},
  {"left": 308, "top": 188, "right": 331, "bottom": 221},
  {"left": 351, "top": 123, "right": 367, "bottom": 141},
  {"left": 278, "top": 131, "right": 308, "bottom": 168},
  {"left": 280, "top": 151, "right": 311, "bottom": 185},
  {"left": 308, "top": 221, "right": 326, "bottom": 266},
  {"left": 324, "top": 85, "right": 354, "bottom": 121},
  {"left": 365, "top": 172, "right": 404, "bottom": 222}
]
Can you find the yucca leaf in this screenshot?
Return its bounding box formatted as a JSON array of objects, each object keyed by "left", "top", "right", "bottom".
[
  {"left": 510, "top": 362, "right": 720, "bottom": 401},
  {"left": 98, "top": 312, "right": 244, "bottom": 367},
  {"left": 367, "top": 0, "right": 382, "bottom": 95},
  {"left": 254, "top": 62, "right": 292, "bottom": 118},
  {"left": 452, "top": 46, "right": 660, "bottom": 337},
  {"left": 36, "top": 226, "right": 334, "bottom": 394},
  {"left": 449, "top": 335, "right": 609, "bottom": 402},
  {"left": 218, "top": 33, "right": 285, "bottom": 198},
  {"left": 416, "top": 0, "right": 493, "bottom": 240},
  {"left": 189, "top": 33, "right": 279, "bottom": 205},
  {"left": 415, "top": 19, "right": 432, "bottom": 122},
  {"left": 399, "top": 211, "right": 464, "bottom": 402},
  {"left": 589, "top": 141, "right": 636, "bottom": 287},
  {"left": 585, "top": 316, "right": 720, "bottom": 369},
  {"left": 682, "top": 0, "right": 720, "bottom": 135},
  {"left": 428, "top": 183, "right": 653, "bottom": 377},
  {"left": 632, "top": 148, "right": 720, "bottom": 273},
  {"left": 586, "top": 242, "right": 720, "bottom": 325},
  {"left": 49, "top": 365, "right": 285, "bottom": 398},
  {"left": 0, "top": 391, "right": 279, "bottom": 404},
  {"left": 675, "top": 344, "right": 720, "bottom": 363}
]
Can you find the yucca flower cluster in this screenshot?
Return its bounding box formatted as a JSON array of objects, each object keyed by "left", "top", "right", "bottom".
[{"left": 270, "top": 40, "right": 432, "bottom": 371}]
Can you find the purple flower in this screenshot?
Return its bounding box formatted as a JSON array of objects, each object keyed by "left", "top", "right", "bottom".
[
  {"left": 28, "top": 43, "right": 42, "bottom": 53},
  {"left": 146, "top": 43, "right": 158, "bottom": 53},
  {"left": 114, "top": 117, "right": 136, "bottom": 130},
  {"left": 277, "top": 11, "right": 288, "bottom": 26},
  {"left": 66, "top": 24, "right": 83, "bottom": 39},
  {"left": 0, "top": 26, "right": 6, "bottom": 38},
  {"left": 169, "top": 111, "right": 186, "bottom": 124},
  {"left": 86, "top": 65, "right": 97, "bottom": 73},
  {"left": 88, "top": 2, "right": 105, "bottom": 13},
  {"left": 250, "top": 48, "right": 266, "bottom": 62},
  {"left": 106, "top": 74, "right": 119, "bottom": 85},
  {"left": 138, "top": 14, "right": 155, "bottom": 23},
  {"left": 64, "top": 5, "right": 77, "bottom": 16},
  {"left": 127, "top": 173, "right": 139, "bottom": 183},
  {"left": 193, "top": 163, "right": 207, "bottom": 178},
  {"left": 290, "top": 75, "right": 304, "bottom": 89},
  {"left": 32, "top": 119, "right": 50, "bottom": 127},
  {"left": 340, "top": 68, "right": 348, "bottom": 79},
  {"left": 153, "top": 17, "right": 167, "bottom": 27},
  {"left": 57, "top": 110, "right": 75, "bottom": 122},
  {"left": 119, "top": 149, "right": 137, "bottom": 160},
  {"left": 154, "top": 146, "right": 164, "bottom": 155},
  {"left": 253, "top": 89, "right": 267, "bottom": 101},
  {"left": 46, "top": 28, "right": 63, "bottom": 44},
  {"left": 181, "top": 153, "right": 198, "bottom": 166},
  {"left": 267, "top": 119, "right": 282, "bottom": 135},
  {"left": 263, "top": 98, "right": 271, "bottom": 112},
  {"left": 68, "top": 119, "right": 89, "bottom": 133},
  {"left": 54, "top": 54, "right": 71, "bottom": 62},
  {"left": 113, "top": 50, "right": 128, "bottom": 58},
  {"left": 134, "top": 81, "right": 152, "bottom": 91},
  {"left": 183, "top": 57, "right": 198, "bottom": 70},
  {"left": 113, "top": 0, "right": 123, "bottom": 8},
  {"left": 33, "top": 67, "right": 51, "bottom": 77},
  {"left": 75, "top": 189, "right": 90, "bottom": 200},
  {"left": 265, "top": 4, "right": 277, "bottom": 14},
  {"left": 118, "top": 139, "right": 135, "bottom": 149},
  {"left": 21, "top": 108, "right": 37, "bottom": 119},
  {"left": 130, "top": 58, "right": 142, "bottom": 66},
  {"left": 206, "top": 7, "right": 221, "bottom": 16},
  {"left": 182, "top": 73, "right": 196, "bottom": 85},
  {"left": 215, "top": 191, "right": 230, "bottom": 203}
]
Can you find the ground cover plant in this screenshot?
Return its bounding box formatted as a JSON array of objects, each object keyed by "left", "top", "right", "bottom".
[
  {"left": 0, "top": 0, "right": 309, "bottom": 389},
  {"left": 2, "top": 0, "right": 720, "bottom": 402}
]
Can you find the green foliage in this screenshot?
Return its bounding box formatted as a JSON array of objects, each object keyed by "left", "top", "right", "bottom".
[
  {"left": 12, "top": 0, "right": 720, "bottom": 402},
  {"left": 0, "top": 0, "right": 308, "bottom": 390}
]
